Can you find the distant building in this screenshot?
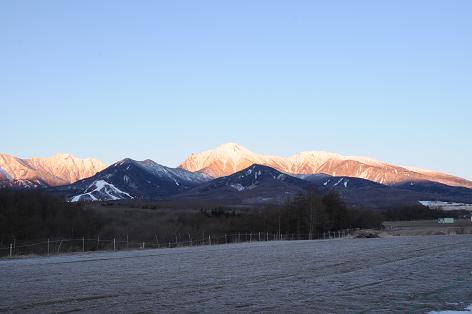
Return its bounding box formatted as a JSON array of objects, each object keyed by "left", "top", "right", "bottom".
[{"left": 438, "top": 218, "right": 454, "bottom": 224}]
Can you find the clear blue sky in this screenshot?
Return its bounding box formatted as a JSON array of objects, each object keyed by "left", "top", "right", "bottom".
[{"left": 1, "top": 1, "right": 471, "bottom": 179}]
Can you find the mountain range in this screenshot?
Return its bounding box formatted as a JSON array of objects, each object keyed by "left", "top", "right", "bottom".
[
  {"left": 2, "top": 144, "right": 472, "bottom": 209},
  {"left": 0, "top": 153, "right": 106, "bottom": 187},
  {"left": 180, "top": 143, "right": 472, "bottom": 188}
]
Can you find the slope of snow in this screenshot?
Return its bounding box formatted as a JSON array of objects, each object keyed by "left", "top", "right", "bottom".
[
  {"left": 70, "top": 180, "right": 134, "bottom": 202},
  {"left": 0, "top": 167, "right": 12, "bottom": 180}
]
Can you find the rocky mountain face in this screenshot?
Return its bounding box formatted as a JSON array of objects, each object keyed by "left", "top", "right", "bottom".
[
  {"left": 0, "top": 153, "right": 106, "bottom": 187},
  {"left": 179, "top": 143, "right": 472, "bottom": 188},
  {"left": 56, "top": 158, "right": 211, "bottom": 202}
]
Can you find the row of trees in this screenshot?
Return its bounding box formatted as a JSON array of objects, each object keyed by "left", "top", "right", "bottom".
[
  {"left": 0, "top": 188, "right": 385, "bottom": 244},
  {"left": 0, "top": 189, "right": 103, "bottom": 245},
  {"left": 383, "top": 205, "right": 449, "bottom": 221},
  {"left": 276, "top": 189, "right": 382, "bottom": 235}
]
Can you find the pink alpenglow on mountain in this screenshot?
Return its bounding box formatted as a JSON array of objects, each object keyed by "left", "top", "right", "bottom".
[
  {"left": 179, "top": 143, "right": 472, "bottom": 188},
  {"left": 0, "top": 153, "right": 107, "bottom": 187}
]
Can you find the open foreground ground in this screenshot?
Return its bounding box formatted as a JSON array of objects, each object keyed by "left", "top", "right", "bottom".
[{"left": 1, "top": 235, "right": 472, "bottom": 313}]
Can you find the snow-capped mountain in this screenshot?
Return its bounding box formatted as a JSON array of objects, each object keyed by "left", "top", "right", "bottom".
[
  {"left": 179, "top": 143, "right": 472, "bottom": 188},
  {"left": 56, "top": 158, "right": 211, "bottom": 201},
  {"left": 172, "top": 164, "right": 313, "bottom": 206},
  {"left": 0, "top": 153, "right": 106, "bottom": 187}
]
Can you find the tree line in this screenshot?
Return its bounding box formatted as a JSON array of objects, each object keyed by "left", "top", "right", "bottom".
[
  {"left": 2, "top": 188, "right": 456, "bottom": 245},
  {"left": 0, "top": 188, "right": 387, "bottom": 245}
]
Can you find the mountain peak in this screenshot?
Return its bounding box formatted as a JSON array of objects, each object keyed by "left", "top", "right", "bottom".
[
  {"left": 51, "top": 153, "right": 74, "bottom": 159},
  {"left": 216, "top": 142, "right": 247, "bottom": 152}
]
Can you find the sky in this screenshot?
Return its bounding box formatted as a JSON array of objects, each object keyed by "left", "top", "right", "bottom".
[{"left": 1, "top": 1, "right": 471, "bottom": 179}]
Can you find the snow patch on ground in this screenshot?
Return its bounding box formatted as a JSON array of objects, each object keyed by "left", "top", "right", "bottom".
[
  {"left": 429, "top": 304, "right": 472, "bottom": 314},
  {"left": 420, "top": 201, "right": 472, "bottom": 211}
]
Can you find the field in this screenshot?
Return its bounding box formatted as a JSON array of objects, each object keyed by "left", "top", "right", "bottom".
[{"left": 1, "top": 235, "right": 472, "bottom": 313}]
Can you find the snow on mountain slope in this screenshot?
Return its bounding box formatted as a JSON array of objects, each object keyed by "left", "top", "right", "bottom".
[
  {"left": 70, "top": 180, "right": 134, "bottom": 202},
  {"left": 0, "top": 153, "right": 106, "bottom": 187},
  {"left": 0, "top": 167, "right": 12, "bottom": 180},
  {"left": 179, "top": 143, "right": 472, "bottom": 188}
]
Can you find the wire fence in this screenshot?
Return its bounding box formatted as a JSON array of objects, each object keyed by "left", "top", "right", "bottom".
[{"left": 0, "top": 229, "right": 357, "bottom": 258}]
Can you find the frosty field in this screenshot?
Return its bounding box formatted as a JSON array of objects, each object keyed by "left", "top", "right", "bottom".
[{"left": 1, "top": 236, "right": 472, "bottom": 313}]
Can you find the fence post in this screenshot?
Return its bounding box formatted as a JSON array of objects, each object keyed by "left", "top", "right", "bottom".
[
  {"left": 208, "top": 235, "right": 211, "bottom": 246},
  {"left": 250, "top": 233, "right": 252, "bottom": 242},
  {"left": 113, "top": 238, "right": 116, "bottom": 251},
  {"left": 47, "top": 238, "right": 50, "bottom": 255},
  {"left": 126, "top": 234, "right": 129, "bottom": 249},
  {"left": 9, "top": 243, "right": 12, "bottom": 257},
  {"left": 57, "top": 240, "right": 63, "bottom": 253},
  {"left": 97, "top": 235, "right": 100, "bottom": 250},
  {"left": 82, "top": 236, "right": 85, "bottom": 252},
  {"left": 225, "top": 234, "right": 227, "bottom": 244},
  {"left": 258, "top": 232, "right": 261, "bottom": 242},
  {"left": 142, "top": 242, "right": 145, "bottom": 249},
  {"left": 238, "top": 232, "right": 240, "bottom": 243},
  {"left": 188, "top": 233, "right": 191, "bottom": 246}
]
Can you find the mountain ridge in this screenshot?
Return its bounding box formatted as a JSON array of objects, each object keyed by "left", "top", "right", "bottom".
[
  {"left": 0, "top": 153, "right": 106, "bottom": 187},
  {"left": 56, "top": 158, "right": 211, "bottom": 202},
  {"left": 166, "top": 164, "right": 314, "bottom": 206},
  {"left": 179, "top": 143, "right": 472, "bottom": 188}
]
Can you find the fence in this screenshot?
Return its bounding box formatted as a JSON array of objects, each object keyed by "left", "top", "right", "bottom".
[{"left": 0, "top": 229, "right": 356, "bottom": 258}]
